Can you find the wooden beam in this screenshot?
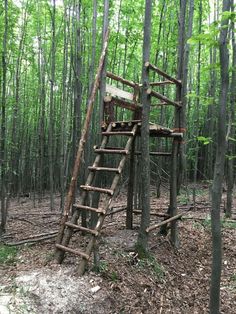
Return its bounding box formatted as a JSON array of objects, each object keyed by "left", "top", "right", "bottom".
[
  {"left": 149, "top": 80, "right": 175, "bottom": 86},
  {"left": 133, "top": 210, "right": 170, "bottom": 217},
  {"left": 170, "top": 132, "right": 183, "bottom": 138},
  {"left": 106, "top": 84, "right": 134, "bottom": 101},
  {"left": 104, "top": 95, "right": 142, "bottom": 111},
  {"left": 146, "top": 88, "right": 182, "bottom": 108},
  {"left": 135, "top": 151, "right": 171, "bottom": 156},
  {"left": 145, "top": 62, "right": 182, "bottom": 86},
  {"left": 151, "top": 103, "right": 168, "bottom": 106},
  {"left": 106, "top": 71, "right": 137, "bottom": 88},
  {"left": 146, "top": 213, "right": 183, "bottom": 232}
]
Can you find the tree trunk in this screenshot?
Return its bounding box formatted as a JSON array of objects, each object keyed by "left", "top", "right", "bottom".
[
  {"left": 225, "top": 1, "right": 236, "bottom": 218},
  {"left": 209, "top": 0, "right": 230, "bottom": 312},
  {"left": 48, "top": 0, "right": 56, "bottom": 210},
  {"left": 176, "top": 0, "right": 187, "bottom": 192},
  {"left": 0, "top": 0, "right": 8, "bottom": 235},
  {"left": 193, "top": 0, "right": 202, "bottom": 207},
  {"left": 136, "top": 0, "right": 152, "bottom": 256}
]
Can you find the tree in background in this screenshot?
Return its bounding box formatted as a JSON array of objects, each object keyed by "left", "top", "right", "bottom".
[
  {"left": 209, "top": 0, "right": 231, "bottom": 312},
  {"left": 0, "top": 0, "right": 8, "bottom": 235}
]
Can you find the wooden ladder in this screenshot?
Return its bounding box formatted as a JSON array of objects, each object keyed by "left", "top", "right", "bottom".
[{"left": 55, "top": 122, "right": 138, "bottom": 275}]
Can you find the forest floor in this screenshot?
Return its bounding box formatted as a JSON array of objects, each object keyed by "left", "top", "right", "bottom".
[{"left": 0, "top": 184, "right": 236, "bottom": 314}]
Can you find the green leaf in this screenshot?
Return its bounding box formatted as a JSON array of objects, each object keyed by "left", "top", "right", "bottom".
[{"left": 197, "top": 136, "right": 212, "bottom": 145}]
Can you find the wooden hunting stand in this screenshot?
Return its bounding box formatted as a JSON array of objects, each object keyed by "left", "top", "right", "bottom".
[{"left": 55, "top": 32, "right": 184, "bottom": 275}]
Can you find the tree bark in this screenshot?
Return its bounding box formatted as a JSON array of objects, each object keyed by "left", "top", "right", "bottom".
[
  {"left": 136, "top": 0, "right": 152, "bottom": 256},
  {"left": 176, "top": 0, "right": 187, "bottom": 192},
  {"left": 0, "top": 0, "right": 8, "bottom": 235},
  {"left": 225, "top": 1, "right": 236, "bottom": 218},
  {"left": 48, "top": 0, "right": 56, "bottom": 210},
  {"left": 209, "top": 0, "right": 230, "bottom": 312}
]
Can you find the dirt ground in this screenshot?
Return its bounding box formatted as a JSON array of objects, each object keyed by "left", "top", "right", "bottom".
[{"left": 0, "top": 186, "right": 236, "bottom": 313}]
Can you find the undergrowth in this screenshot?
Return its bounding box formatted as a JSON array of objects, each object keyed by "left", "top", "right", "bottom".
[{"left": 0, "top": 245, "right": 18, "bottom": 265}]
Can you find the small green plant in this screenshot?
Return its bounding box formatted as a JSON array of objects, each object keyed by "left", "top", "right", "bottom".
[
  {"left": 93, "top": 260, "right": 108, "bottom": 273},
  {"left": 197, "top": 216, "right": 236, "bottom": 230},
  {"left": 134, "top": 252, "right": 165, "bottom": 280},
  {"left": 0, "top": 245, "right": 18, "bottom": 265},
  {"left": 222, "top": 220, "right": 236, "bottom": 229},
  {"left": 202, "top": 215, "right": 211, "bottom": 229},
  {"left": 230, "top": 273, "right": 236, "bottom": 282},
  {"left": 44, "top": 252, "right": 55, "bottom": 263},
  {"left": 110, "top": 270, "right": 119, "bottom": 282}
]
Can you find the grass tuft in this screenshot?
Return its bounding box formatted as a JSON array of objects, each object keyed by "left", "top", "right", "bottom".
[{"left": 0, "top": 245, "right": 18, "bottom": 265}]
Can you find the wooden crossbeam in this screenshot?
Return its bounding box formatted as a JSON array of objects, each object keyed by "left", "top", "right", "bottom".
[
  {"left": 146, "top": 88, "right": 182, "bottom": 108},
  {"left": 146, "top": 213, "right": 183, "bottom": 232},
  {"left": 104, "top": 95, "right": 141, "bottom": 111},
  {"left": 106, "top": 71, "right": 137, "bottom": 88},
  {"left": 149, "top": 80, "right": 175, "bottom": 86},
  {"left": 145, "top": 62, "right": 181, "bottom": 86}
]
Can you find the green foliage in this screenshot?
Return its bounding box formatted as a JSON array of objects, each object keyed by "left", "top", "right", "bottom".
[
  {"left": 93, "top": 260, "right": 120, "bottom": 282},
  {"left": 200, "top": 216, "right": 236, "bottom": 230},
  {"left": 222, "top": 11, "right": 235, "bottom": 22},
  {"left": 93, "top": 260, "right": 108, "bottom": 274},
  {"left": 188, "top": 31, "right": 218, "bottom": 47},
  {"left": 222, "top": 220, "right": 236, "bottom": 229},
  {"left": 197, "top": 136, "right": 212, "bottom": 145},
  {"left": 226, "top": 155, "right": 236, "bottom": 160},
  {"left": 0, "top": 245, "right": 18, "bottom": 265},
  {"left": 135, "top": 253, "right": 165, "bottom": 280},
  {"left": 230, "top": 273, "right": 236, "bottom": 282}
]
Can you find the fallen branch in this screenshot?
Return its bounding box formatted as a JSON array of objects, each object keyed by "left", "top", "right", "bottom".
[
  {"left": 9, "top": 217, "right": 37, "bottom": 226},
  {"left": 4, "top": 231, "right": 58, "bottom": 246},
  {"left": 133, "top": 210, "right": 169, "bottom": 217}
]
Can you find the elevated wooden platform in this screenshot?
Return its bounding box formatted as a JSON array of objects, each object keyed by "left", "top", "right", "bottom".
[{"left": 101, "top": 120, "right": 183, "bottom": 138}]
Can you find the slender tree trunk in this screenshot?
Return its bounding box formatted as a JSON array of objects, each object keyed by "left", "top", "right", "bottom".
[
  {"left": 136, "top": 0, "right": 152, "bottom": 256},
  {"left": 59, "top": 3, "right": 70, "bottom": 211},
  {"left": 48, "top": 0, "right": 56, "bottom": 210},
  {"left": 193, "top": 0, "right": 202, "bottom": 206},
  {"left": 209, "top": 0, "right": 230, "bottom": 312},
  {"left": 0, "top": 0, "right": 8, "bottom": 235},
  {"left": 226, "top": 1, "right": 236, "bottom": 218},
  {"left": 176, "top": 0, "right": 187, "bottom": 192}
]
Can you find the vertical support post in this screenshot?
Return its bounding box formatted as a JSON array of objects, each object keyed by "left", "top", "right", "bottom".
[
  {"left": 169, "top": 139, "right": 179, "bottom": 247},
  {"left": 126, "top": 139, "right": 136, "bottom": 229}
]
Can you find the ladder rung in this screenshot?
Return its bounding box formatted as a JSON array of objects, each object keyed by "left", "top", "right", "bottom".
[
  {"left": 55, "top": 244, "right": 90, "bottom": 260},
  {"left": 80, "top": 185, "right": 114, "bottom": 195},
  {"left": 88, "top": 166, "right": 121, "bottom": 173},
  {"left": 102, "top": 131, "right": 135, "bottom": 136},
  {"left": 73, "top": 204, "right": 105, "bottom": 214},
  {"left": 65, "top": 222, "right": 99, "bottom": 236},
  {"left": 94, "top": 148, "right": 128, "bottom": 155}
]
